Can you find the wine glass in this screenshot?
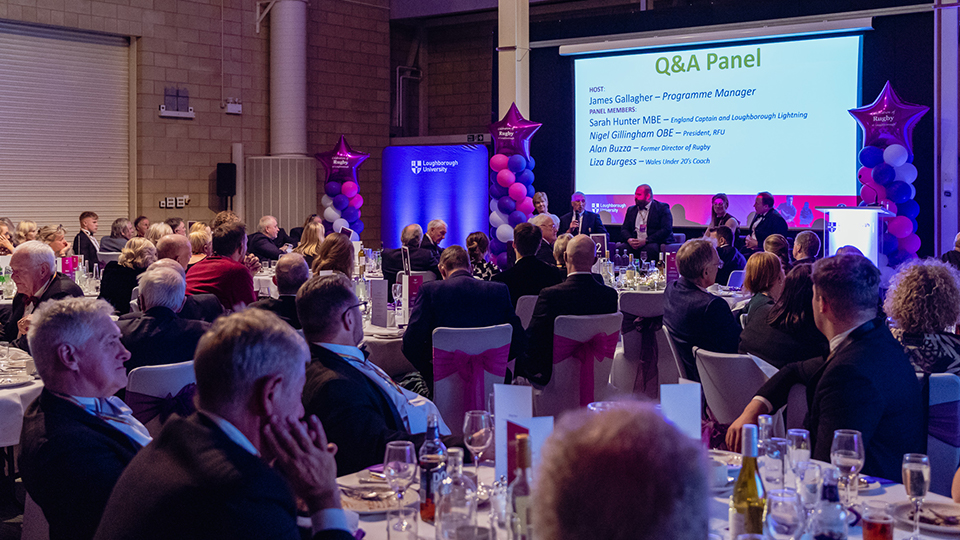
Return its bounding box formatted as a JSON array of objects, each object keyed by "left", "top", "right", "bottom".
[
  {"left": 793, "top": 461, "right": 822, "bottom": 517},
  {"left": 463, "top": 410, "right": 494, "bottom": 496},
  {"left": 830, "top": 429, "right": 864, "bottom": 508},
  {"left": 786, "top": 429, "right": 811, "bottom": 476},
  {"left": 902, "top": 453, "right": 930, "bottom": 540},
  {"left": 383, "top": 441, "right": 417, "bottom": 532},
  {"left": 763, "top": 489, "right": 805, "bottom": 540}
]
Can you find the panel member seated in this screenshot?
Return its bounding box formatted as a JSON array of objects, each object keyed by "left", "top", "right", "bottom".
[
  {"left": 559, "top": 192, "right": 608, "bottom": 237},
  {"left": 743, "top": 191, "right": 788, "bottom": 254},
  {"left": 621, "top": 184, "right": 673, "bottom": 259},
  {"left": 492, "top": 223, "right": 563, "bottom": 306},
  {"left": 708, "top": 225, "right": 745, "bottom": 287}
]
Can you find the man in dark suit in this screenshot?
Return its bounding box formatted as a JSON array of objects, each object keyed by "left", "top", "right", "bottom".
[
  {"left": 94, "top": 310, "right": 353, "bottom": 540},
  {"left": 530, "top": 214, "right": 560, "bottom": 266},
  {"left": 493, "top": 222, "right": 562, "bottom": 306},
  {"left": 154, "top": 244, "right": 224, "bottom": 323},
  {"left": 420, "top": 219, "right": 447, "bottom": 258},
  {"left": 297, "top": 273, "right": 459, "bottom": 475},
  {"left": 621, "top": 184, "right": 674, "bottom": 259},
  {"left": 72, "top": 211, "right": 102, "bottom": 272},
  {"left": 792, "top": 230, "right": 821, "bottom": 266},
  {"left": 402, "top": 246, "right": 525, "bottom": 390},
  {"left": 247, "top": 215, "right": 292, "bottom": 261},
  {"left": 21, "top": 297, "right": 151, "bottom": 540},
  {"left": 517, "top": 235, "right": 618, "bottom": 386},
  {"left": 663, "top": 239, "right": 741, "bottom": 381},
  {"left": 289, "top": 213, "right": 320, "bottom": 245},
  {"left": 709, "top": 226, "right": 746, "bottom": 287},
  {"left": 249, "top": 253, "right": 309, "bottom": 330},
  {"left": 743, "top": 191, "right": 789, "bottom": 254},
  {"left": 1, "top": 241, "right": 84, "bottom": 352},
  {"left": 118, "top": 265, "right": 210, "bottom": 372},
  {"left": 559, "top": 192, "right": 608, "bottom": 238},
  {"left": 382, "top": 224, "right": 441, "bottom": 300},
  {"left": 726, "top": 255, "right": 923, "bottom": 480}
]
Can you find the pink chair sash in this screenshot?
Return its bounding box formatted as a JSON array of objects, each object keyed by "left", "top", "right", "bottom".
[
  {"left": 433, "top": 344, "right": 509, "bottom": 411},
  {"left": 553, "top": 331, "right": 620, "bottom": 406},
  {"left": 125, "top": 383, "right": 196, "bottom": 425},
  {"left": 929, "top": 399, "right": 960, "bottom": 447}
]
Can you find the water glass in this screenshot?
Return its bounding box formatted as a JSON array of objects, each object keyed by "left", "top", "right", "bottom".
[
  {"left": 902, "top": 453, "right": 930, "bottom": 540},
  {"left": 793, "top": 461, "right": 822, "bottom": 514},
  {"left": 862, "top": 501, "right": 894, "bottom": 540},
  {"left": 763, "top": 437, "right": 789, "bottom": 490},
  {"left": 763, "top": 489, "right": 805, "bottom": 540},
  {"left": 786, "top": 429, "right": 811, "bottom": 474},
  {"left": 386, "top": 506, "right": 418, "bottom": 540},
  {"left": 830, "top": 429, "right": 864, "bottom": 508},
  {"left": 383, "top": 441, "right": 417, "bottom": 532}
]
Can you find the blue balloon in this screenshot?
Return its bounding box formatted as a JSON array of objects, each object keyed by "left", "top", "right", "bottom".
[
  {"left": 859, "top": 146, "right": 884, "bottom": 168},
  {"left": 526, "top": 183, "right": 535, "bottom": 197},
  {"left": 341, "top": 206, "right": 359, "bottom": 223},
  {"left": 490, "top": 237, "right": 506, "bottom": 254},
  {"left": 325, "top": 182, "right": 342, "bottom": 197},
  {"left": 881, "top": 232, "right": 899, "bottom": 255},
  {"left": 496, "top": 252, "right": 509, "bottom": 270},
  {"left": 507, "top": 154, "right": 527, "bottom": 173},
  {"left": 333, "top": 194, "right": 350, "bottom": 210},
  {"left": 886, "top": 181, "right": 911, "bottom": 204},
  {"left": 518, "top": 169, "right": 535, "bottom": 186},
  {"left": 508, "top": 210, "right": 527, "bottom": 227},
  {"left": 350, "top": 220, "right": 365, "bottom": 234},
  {"left": 897, "top": 199, "right": 920, "bottom": 219},
  {"left": 872, "top": 163, "right": 895, "bottom": 186},
  {"left": 526, "top": 156, "right": 536, "bottom": 170},
  {"left": 911, "top": 217, "right": 918, "bottom": 233},
  {"left": 490, "top": 180, "right": 508, "bottom": 199},
  {"left": 497, "top": 196, "right": 516, "bottom": 214}
]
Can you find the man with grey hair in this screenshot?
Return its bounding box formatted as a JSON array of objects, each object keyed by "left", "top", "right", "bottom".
[
  {"left": 793, "top": 230, "right": 821, "bottom": 266},
  {"left": 421, "top": 219, "right": 447, "bottom": 257},
  {"left": 381, "top": 223, "right": 441, "bottom": 300},
  {"left": 154, "top": 246, "right": 223, "bottom": 323},
  {"left": 529, "top": 213, "right": 560, "bottom": 265},
  {"left": 1, "top": 241, "right": 83, "bottom": 352},
  {"left": 20, "top": 298, "right": 149, "bottom": 540},
  {"left": 534, "top": 403, "right": 708, "bottom": 540},
  {"left": 247, "top": 215, "right": 293, "bottom": 261},
  {"left": 94, "top": 310, "right": 352, "bottom": 540},
  {"left": 941, "top": 231, "right": 960, "bottom": 271},
  {"left": 100, "top": 218, "right": 134, "bottom": 252},
  {"left": 250, "top": 253, "right": 309, "bottom": 329},
  {"left": 156, "top": 233, "right": 192, "bottom": 270},
  {"left": 118, "top": 265, "right": 210, "bottom": 372}
]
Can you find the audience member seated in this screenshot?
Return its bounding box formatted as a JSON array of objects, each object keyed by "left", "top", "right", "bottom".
[
  {"left": 743, "top": 191, "right": 788, "bottom": 254},
  {"left": 248, "top": 215, "right": 292, "bottom": 261},
  {"left": 186, "top": 222, "right": 257, "bottom": 310},
  {"left": 21, "top": 298, "right": 150, "bottom": 540},
  {"left": 709, "top": 225, "right": 745, "bottom": 286},
  {"left": 149, "top": 259, "right": 223, "bottom": 323},
  {"left": 663, "top": 239, "right": 741, "bottom": 380},
  {"left": 156, "top": 233, "right": 192, "bottom": 271},
  {"left": 211, "top": 210, "right": 240, "bottom": 229},
  {"left": 72, "top": 211, "right": 101, "bottom": 271},
  {"left": 739, "top": 264, "right": 829, "bottom": 368},
  {"left": 99, "top": 238, "right": 157, "bottom": 315},
  {"left": 311, "top": 232, "right": 354, "bottom": 278},
  {"left": 467, "top": 231, "right": 499, "bottom": 280},
  {"left": 187, "top": 228, "right": 211, "bottom": 269},
  {"left": 944, "top": 232, "right": 960, "bottom": 271},
  {"left": 492, "top": 223, "right": 562, "bottom": 306},
  {"left": 421, "top": 219, "right": 447, "bottom": 257},
  {"left": 94, "top": 310, "right": 353, "bottom": 540},
  {"left": 710, "top": 193, "right": 739, "bottom": 238},
  {"left": 250, "top": 253, "right": 309, "bottom": 330},
  {"left": 38, "top": 225, "right": 73, "bottom": 258},
  {"left": 835, "top": 245, "right": 864, "bottom": 256},
  {"left": 382, "top": 224, "right": 441, "bottom": 300},
  {"left": 289, "top": 213, "right": 321, "bottom": 245},
  {"left": 293, "top": 221, "right": 325, "bottom": 267},
  {"left": 16, "top": 220, "right": 37, "bottom": 245},
  {"left": 884, "top": 258, "right": 960, "bottom": 375},
  {"left": 1, "top": 242, "right": 84, "bottom": 352},
  {"left": 743, "top": 252, "right": 784, "bottom": 318},
  {"left": 189, "top": 221, "right": 208, "bottom": 234},
  {"left": 560, "top": 192, "right": 608, "bottom": 238},
  {"left": 0, "top": 220, "right": 14, "bottom": 255},
  {"left": 145, "top": 222, "right": 172, "bottom": 245},
  {"left": 532, "top": 191, "right": 549, "bottom": 216},
  {"left": 553, "top": 233, "right": 574, "bottom": 276},
  {"left": 726, "top": 255, "right": 924, "bottom": 480},
  {"left": 534, "top": 403, "right": 707, "bottom": 540},
  {"left": 119, "top": 265, "right": 210, "bottom": 372},
  {"left": 133, "top": 216, "right": 149, "bottom": 238},
  {"left": 298, "top": 273, "right": 459, "bottom": 475},
  {"left": 793, "top": 230, "right": 821, "bottom": 266},
  {"left": 764, "top": 233, "right": 793, "bottom": 273},
  {"left": 403, "top": 246, "right": 525, "bottom": 391},
  {"left": 517, "top": 235, "right": 618, "bottom": 386},
  {"left": 529, "top": 214, "right": 559, "bottom": 266},
  {"left": 100, "top": 218, "right": 134, "bottom": 253},
  {"left": 163, "top": 217, "right": 186, "bottom": 237},
  {"left": 621, "top": 184, "right": 673, "bottom": 259}
]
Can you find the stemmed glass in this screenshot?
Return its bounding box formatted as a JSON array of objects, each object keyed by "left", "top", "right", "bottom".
[
  {"left": 786, "top": 429, "right": 810, "bottom": 484},
  {"left": 463, "top": 410, "right": 494, "bottom": 497},
  {"left": 763, "top": 489, "right": 806, "bottom": 540},
  {"left": 902, "top": 453, "right": 931, "bottom": 540},
  {"left": 830, "top": 429, "right": 865, "bottom": 508},
  {"left": 392, "top": 283, "right": 403, "bottom": 312},
  {"left": 793, "top": 461, "right": 822, "bottom": 518},
  {"left": 383, "top": 441, "right": 417, "bottom": 533}
]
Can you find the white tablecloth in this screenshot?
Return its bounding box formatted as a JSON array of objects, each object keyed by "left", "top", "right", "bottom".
[
  {"left": 616, "top": 285, "right": 750, "bottom": 309},
  {"left": 362, "top": 323, "right": 415, "bottom": 377},
  {"left": 253, "top": 273, "right": 278, "bottom": 299},
  {"left": 0, "top": 378, "right": 42, "bottom": 447}
]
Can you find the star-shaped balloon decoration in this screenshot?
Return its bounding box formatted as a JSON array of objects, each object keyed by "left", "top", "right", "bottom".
[
  {"left": 315, "top": 135, "right": 369, "bottom": 183},
  {"left": 849, "top": 81, "right": 928, "bottom": 162},
  {"left": 314, "top": 135, "right": 369, "bottom": 239},
  {"left": 489, "top": 103, "right": 542, "bottom": 160}
]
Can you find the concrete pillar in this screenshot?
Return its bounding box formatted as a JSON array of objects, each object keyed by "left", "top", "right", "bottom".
[
  {"left": 935, "top": 3, "right": 958, "bottom": 254},
  {"left": 498, "top": 0, "right": 530, "bottom": 117}
]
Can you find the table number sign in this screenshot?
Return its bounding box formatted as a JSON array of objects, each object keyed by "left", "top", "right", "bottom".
[{"left": 369, "top": 278, "right": 388, "bottom": 327}]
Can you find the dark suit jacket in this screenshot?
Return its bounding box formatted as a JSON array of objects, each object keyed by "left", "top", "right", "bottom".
[
  {"left": 98, "top": 262, "right": 144, "bottom": 315},
  {"left": 249, "top": 296, "right": 300, "bottom": 329},
  {"left": 755, "top": 319, "right": 924, "bottom": 480},
  {"left": 748, "top": 209, "right": 789, "bottom": 248},
  {"left": 93, "top": 413, "right": 353, "bottom": 540},
  {"left": 118, "top": 306, "right": 210, "bottom": 372},
  {"left": 518, "top": 273, "right": 619, "bottom": 386},
  {"left": 0, "top": 274, "right": 84, "bottom": 352},
  {"left": 492, "top": 256, "right": 563, "bottom": 307},
  {"left": 72, "top": 231, "right": 101, "bottom": 271},
  {"left": 179, "top": 293, "right": 224, "bottom": 323},
  {"left": 621, "top": 200, "right": 674, "bottom": 246},
  {"left": 402, "top": 270, "right": 525, "bottom": 388},
  {"left": 716, "top": 245, "right": 746, "bottom": 287},
  {"left": 559, "top": 210, "right": 608, "bottom": 237},
  {"left": 420, "top": 236, "right": 442, "bottom": 258},
  {"left": 247, "top": 232, "right": 284, "bottom": 261},
  {"left": 381, "top": 246, "right": 441, "bottom": 301},
  {"left": 663, "top": 276, "right": 741, "bottom": 381},
  {"left": 288, "top": 227, "right": 305, "bottom": 245},
  {"left": 535, "top": 239, "right": 556, "bottom": 266},
  {"left": 739, "top": 314, "right": 828, "bottom": 369},
  {"left": 21, "top": 389, "right": 142, "bottom": 540}
]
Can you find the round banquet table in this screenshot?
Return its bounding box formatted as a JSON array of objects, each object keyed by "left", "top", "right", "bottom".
[
  {"left": 253, "top": 273, "right": 278, "bottom": 299},
  {"left": 615, "top": 283, "right": 750, "bottom": 310},
  {"left": 0, "top": 347, "right": 42, "bottom": 448},
  {"left": 362, "top": 322, "right": 415, "bottom": 378}
]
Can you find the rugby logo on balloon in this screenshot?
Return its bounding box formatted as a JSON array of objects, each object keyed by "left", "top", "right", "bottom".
[{"left": 315, "top": 135, "right": 368, "bottom": 240}]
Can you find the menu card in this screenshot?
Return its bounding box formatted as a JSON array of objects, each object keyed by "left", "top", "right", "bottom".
[
  {"left": 369, "top": 278, "right": 388, "bottom": 327},
  {"left": 665, "top": 252, "right": 679, "bottom": 283},
  {"left": 659, "top": 382, "right": 702, "bottom": 440},
  {"left": 494, "top": 384, "right": 531, "bottom": 481}
]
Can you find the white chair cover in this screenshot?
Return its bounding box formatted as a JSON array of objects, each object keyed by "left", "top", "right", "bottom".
[
  {"left": 612, "top": 291, "right": 673, "bottom": 400},
  {"left": 535, "top": 313, "right": 622, "bottom": 418},
  {"left": 694, "top": 347, "right": 774, "bottom": 424},
  {"left": 22, "top": 493, "right": 48, "bottom": 540},
  {"left": 661, "top": 326, "right": 695, "bottom": 383},
  {"left": 432, "top": 324, "right": 512, "bottom": 436},
  {"left": 727, "top": 270, "right": 746, "bottom": 289},
  {"left": 515, "top": 295, "right": 538, "bottom": 330},
  {"left": 925, "top": 372, "right": 960, "bottom": 496},
  {"left": 99, "top": 251, "right": 121, "bottom": 264},
  {"left": 395, "top": 270, "right": 437, "bottom": 284},
  {"left": 126, "top": 360, "right": 196, "bottom": 437}
]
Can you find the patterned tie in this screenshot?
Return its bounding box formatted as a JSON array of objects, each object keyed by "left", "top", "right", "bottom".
[{"left": 94, "top": 396, "right": 153, "bottom": 447}]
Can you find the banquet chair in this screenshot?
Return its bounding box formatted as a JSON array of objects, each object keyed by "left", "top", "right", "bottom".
[
  {"left": 99, "top": 251, "right": 121, "bottom": 264},
  {"left": 612, "top": 291, "right": 675, "bottom": 400},
  {"left": 535, "top": 313, "right": 622, "bottom": 418},
  {"left": 726, "top": 270, "right": 746, "bottom": 289},
  {"left": 785, "top": 383, "right": 807, "bottom": 431},
  {"left": 395, "top": 270, "right": 437, "bottom": 285},
  {"left": 662, "top": 325, "right": 697, "bottom": 383},
  {"left": 515, "top": 295, "right": 538, "bottom": 330},
  {"left": 693, "top": 347, "right": 773, "bottom": 424},
  {"left": 22, "top": 493, "right": 48, "bottom": 540},
  {"left": 125, "top": 360, "right": 196, "bottom": 437},
  {"left": 923, "top": 372, "right": 960, "bottom": 496},
  {"left": 432, "top": 324, "right": 512, "bottom": 435}
]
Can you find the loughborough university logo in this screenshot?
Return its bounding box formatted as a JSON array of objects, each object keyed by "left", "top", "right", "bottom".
[
  {"left": 410, "top": 159, "right": 458, "bottom": 174},
  {"left": 411, "top": 161, "right": 422, "bottom": 174}
]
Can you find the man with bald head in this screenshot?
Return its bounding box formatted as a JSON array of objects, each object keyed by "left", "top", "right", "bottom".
[
  {"left": 517, "top": 235, "right": 618, "bottom": 386},
  {"left": 249, "top": 253, "right": 309, "bottom": 329},
  {"left": 156, "top": 234, "right": 192, "bottom": 270},
  {"left": 621, "top": 184, "right": 673, "bottom": 259},
  {"left": 381, "top": 223, "right": 441, "bottom": 300}
]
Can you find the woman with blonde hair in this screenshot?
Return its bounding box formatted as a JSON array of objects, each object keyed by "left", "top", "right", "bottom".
[
  {"left": 311, "top": 232, "right": 354, "bottom": 278},
  {"left": 884, "top": 258, "right": 960, "bottom": 375},
  {"left": 763, "top": 233, "right": 792, "bottom": 273},
  {"left": 466, "top": 231, "right": 499, "bottom": 280},
  {"left": 532, "top": 192, "right": 549, "bottom": 215},
  {"left": 743, "top": 251, "right": 784, "bottom": 318},
  {"left": 37, "top": 225, "right": 73, "bottom": 257},
  {"left": 16, "top": 220, "right": 37, "bottom": 245},
  {"left": 145, "top": 222, "right": 173, "bottom": 245},
  {"left": 293, "top": 221, "right": 325, "bottom": 267},
  {"left": 189, "top": 221, "right": 209, "bottom": 234},
  {"left": 188, "top": 229, "right": 212, "bottom": 269},
  {"left": 98, "top": 237, "right": 157, "bottom": 314}
]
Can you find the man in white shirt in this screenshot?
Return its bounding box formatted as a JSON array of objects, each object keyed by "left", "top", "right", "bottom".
[
  {"left": 620, "top": 184, "right": 674, "bottom": 259},
  {"left": 72, "top": 210, "right": 102, "bottom": 272}
]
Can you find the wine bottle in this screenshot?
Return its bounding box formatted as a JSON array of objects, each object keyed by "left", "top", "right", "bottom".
[
  {"left": 808, "top": 467, "right": 848, "bottom": 540},
  {"left": 419, "top": 414, "right": 448, "bottom": 523},
  {"left": 509, "top": 434, "right": 533, "bottom": 540},
  {"left": 729, "top": 424, "right": 765, "bottom": 540}
]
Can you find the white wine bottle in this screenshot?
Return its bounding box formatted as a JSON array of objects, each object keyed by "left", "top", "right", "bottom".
[{"left": 729, "top": 424, "right": 765, "bottom": 540}]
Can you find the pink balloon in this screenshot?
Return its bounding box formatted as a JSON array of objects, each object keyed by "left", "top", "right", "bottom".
[
  {"left": 898, "top": 233, "right": 921, "bottom": 253},
  {"left": 879, "top": 199, "right": 897, "bottom": 215},
  {"left": 516, "top": 196, "right": 535, "bottom": 214},
  {"left": 860, "top": 184, "right": 884, "bottom": 203},
  {"left": 349, "top": 194, "right": 364, "bottom": 209},
  {"left": 490, "top": 154, "right": 509, "bottom": 172},
  {"left": 887, "top": 215, "right": 913, "bottom": 239},
  {"left": 496, "top": 169, "right": 516, "bottom": 187},
  {"left": 341, "top": 181, "right": 359, "bottom": 198},
  {"left": 508, "top": 182, "right": 527, "bottom": 202},
  {"left": 858, "top": 166, "right": 875, "bottom": 185}
]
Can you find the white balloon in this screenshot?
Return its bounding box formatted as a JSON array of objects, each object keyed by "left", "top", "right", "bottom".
[
  {"left": 496, "top": 223, "right": 514, "bottom": 243},
  {"left": 321, "top": 194, "right": 333, "bottom": 208},
  {"left": 878, "top": 253, "right": 889, "bottom": 268},
  {"left": 895, "top": 162, "right": 918, "bottom": 184},
  {"left": 332, "top": 218, "right": 349, "bottom": 233},
  {"left": 323, "top": 206, "right": 341, "bottom": 222},
  {"left": 489, "top": 198, "right": 500, "bottom": 213},
  {"left": 879, "top": 265, "right": 895, "bottom": 288},
  {"left": 883, "top": 144, "right": 908, "bottom": 167},
  {"left": 907, "top": 183, "right": 916, "bottom": 200},
  {"left": 489, "top": 211, "right": 505, "bottom": 228}
]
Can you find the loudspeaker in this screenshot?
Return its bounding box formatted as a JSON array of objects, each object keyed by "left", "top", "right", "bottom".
[{"left": 216, "top": 163, "right": 236, "bottom": 197}]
